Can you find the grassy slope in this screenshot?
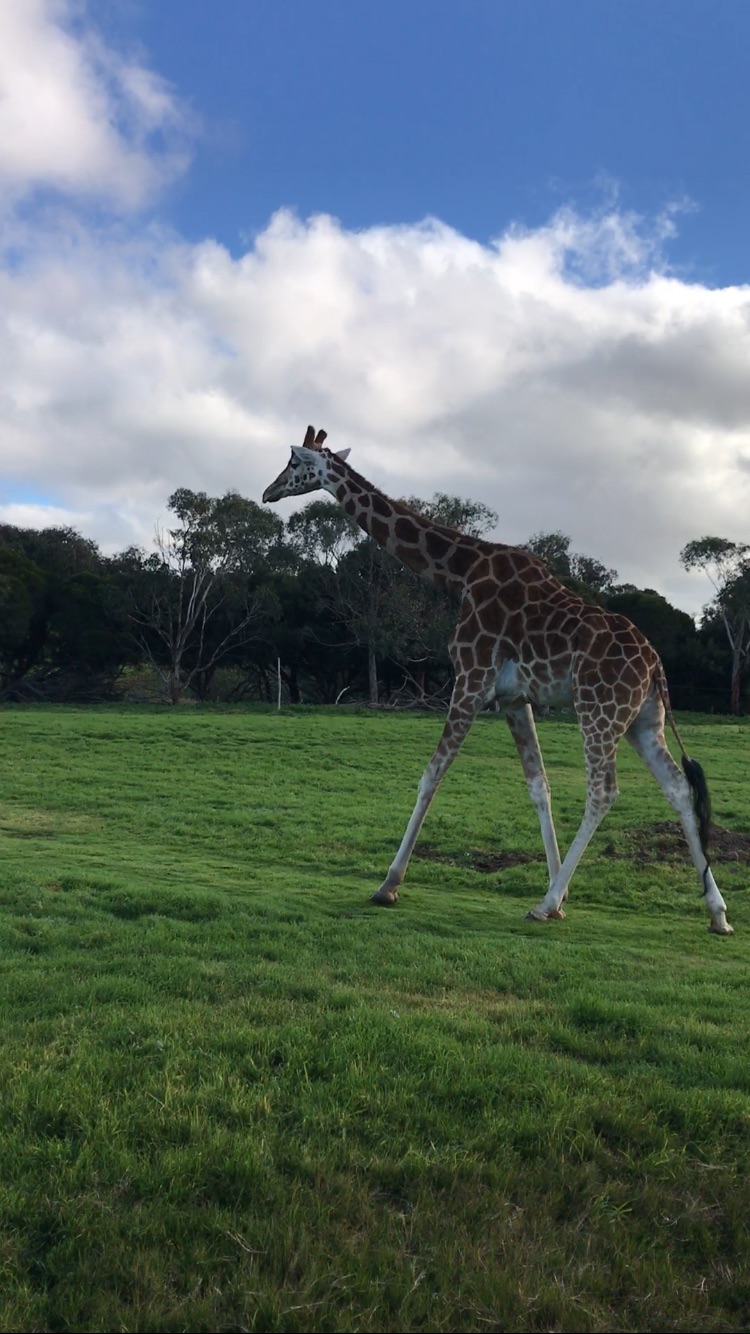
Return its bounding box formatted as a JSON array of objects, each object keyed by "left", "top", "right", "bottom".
[{"left": 1, "top": 705, "right": 749, "bottom": 1333}]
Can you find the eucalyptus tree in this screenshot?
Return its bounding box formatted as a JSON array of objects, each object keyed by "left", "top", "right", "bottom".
[
  {"left": 680, "top": 536, "right": 750, "bottom": 714},
  {"left": 405, "top": 493, "right": 498, "bottom": 539},
  {"left": 525, "top": 530, "right": 618, "bottom": 596},
  {"left": 286, "top": 493, "right": 498, "bottom": 703},
  {"left": 0, "top": 524, "right": 130, "bottom": 699},
  {"left": 605, "top": 586, "right": 703, "bottom": 710},
  {"left": 0, "top": 545, "right": 47, "bottom": 694},
  {"left": 129, "top": 489, "right": 286, "bottom": 703}
]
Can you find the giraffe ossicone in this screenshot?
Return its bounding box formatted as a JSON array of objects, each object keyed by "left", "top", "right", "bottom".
[{"left": 262, "top": 426, "right": 735, "bottom": 936}]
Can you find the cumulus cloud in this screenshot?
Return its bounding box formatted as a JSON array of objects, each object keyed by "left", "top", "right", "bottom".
[
  {"left": 0, "top": 6, "right": 749, "bottom": 613},
  {"left": 2, "top": 203, "right": 750, "bottom": 612},
  {"left": 0, "top": 0, "right": 191, "bottom": 210}
]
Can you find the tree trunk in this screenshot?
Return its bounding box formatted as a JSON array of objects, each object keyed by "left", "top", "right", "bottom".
[
  {"left": 257, "top": 666, "right": 272, "bottom": 703},
  {"left": 281, "top": 664, "right": 301, "bottom": 704},
  {"left": 368, "top": 644, "right": 378, "bottom": 704},
  {"left": 192, "top": 666, "right": 216, "bottom": 702},
  {"left": 169, "top": 657, "right": 185, "bottom": 704},
  {"left": 731, "top": 647, "right": 743, "bottom": 715}
]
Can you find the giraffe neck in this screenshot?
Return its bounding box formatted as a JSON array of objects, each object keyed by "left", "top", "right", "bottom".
[{"left": 322, "top": 460, "right": 491, "bottom": 590}]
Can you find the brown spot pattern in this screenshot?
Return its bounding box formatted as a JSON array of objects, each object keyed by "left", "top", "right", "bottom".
[
  {"left": 395, "top": 516, "right": 416, "bottom": 541},
  {"left": 306, "top": 454, "right": 669, "bottom": 843},
  {"left": 426, "top": 531, "right": 452, "bottom": 560}
]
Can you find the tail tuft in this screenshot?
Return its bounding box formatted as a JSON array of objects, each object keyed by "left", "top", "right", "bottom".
[{"left": 682, "top": 755, "right": 712, "bottom": 861}]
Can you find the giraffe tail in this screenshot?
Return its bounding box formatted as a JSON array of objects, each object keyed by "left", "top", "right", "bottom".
[
  {"left": 681, "top": 754, "right": 712, "bottom": 865},
  {"left": 654, "top": 662, "right": 712, "bottom": 864}
]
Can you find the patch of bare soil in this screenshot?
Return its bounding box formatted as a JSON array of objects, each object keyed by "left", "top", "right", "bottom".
[
  {"left": 416, "top": 822, "right": 750, "bottom": 874},
  {"left": 415, "top": 844, "right": 544, "bottom": 873},
  {"left": 614, "top": 821, "right": 750, "bottom": 866}
]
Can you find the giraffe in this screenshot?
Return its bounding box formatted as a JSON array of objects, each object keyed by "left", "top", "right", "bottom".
[{"left": 262, "top": 426, "right": 734, "bottom": 935}]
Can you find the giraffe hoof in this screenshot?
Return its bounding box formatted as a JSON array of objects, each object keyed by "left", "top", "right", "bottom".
[
  {"left": 708, "top": 921, "right": 734, "bottom": 935},
  {"left": 371, "top": 888, "right": 399, "bottom": 906},
  {"left": 525, "top": 907, "right": 566, "bottom": 922}
]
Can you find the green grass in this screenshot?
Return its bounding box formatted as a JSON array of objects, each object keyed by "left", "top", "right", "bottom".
[{"left": 1, "top": 704, "right": 750, "bottom": 1333}]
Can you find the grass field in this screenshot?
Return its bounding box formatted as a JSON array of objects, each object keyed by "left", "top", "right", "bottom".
[{"left": 1, "top": 704, "right": 750, "bottom": 1333}]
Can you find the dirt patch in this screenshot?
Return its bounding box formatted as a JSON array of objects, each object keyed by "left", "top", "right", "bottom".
[
  {"left": 616, "top": 821, "right": 750, "bottom": 866},
  {"left": 416, "top": 821, "right": 750, "bottom": 874},
  {"left": 415, "top": 844, "right": 544, "bottom": 873}
]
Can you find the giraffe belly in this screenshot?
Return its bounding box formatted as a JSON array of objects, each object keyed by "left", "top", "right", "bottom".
[{"left": 494, "top": 658, "right": 573, "bottom": 709}]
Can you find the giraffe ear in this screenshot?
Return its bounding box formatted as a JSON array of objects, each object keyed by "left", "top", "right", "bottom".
[
  {"left": 314, "top": 429, "right": 328, "bottom": 446},
  {"left": 334, "top": 448, "right": 351, "bottom": 462},
  {"left": 302, "top": 425, "right": 316, "bottom": 448}
]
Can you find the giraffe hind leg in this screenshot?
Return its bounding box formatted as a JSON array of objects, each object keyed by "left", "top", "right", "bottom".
[{"left": 625, "top": 707, "right": 733, "bottom": 935}]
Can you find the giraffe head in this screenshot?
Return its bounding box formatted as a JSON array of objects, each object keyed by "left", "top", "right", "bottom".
[{"left": 262, "top": 425, "right": 351, "bottom": 504}]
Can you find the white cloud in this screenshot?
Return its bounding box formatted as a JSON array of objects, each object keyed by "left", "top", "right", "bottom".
[
  {"left": 1, "top": 203, "right": 750, "bottom": 614},
  {"left": 0, "top": 3, "right": 748, "bottom": 613},
  {"left": 0, "top": 500, "right": 90, "bottom": 530},
  {"left": 0, "top": 0, "right": 191, "bottom": 210}
]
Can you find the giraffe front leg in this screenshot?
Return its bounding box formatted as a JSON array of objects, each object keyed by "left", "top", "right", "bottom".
[
  {"left": 370, "top": 768, "right": 436, "bottom": 905},
  {"left": 371, "top": 677, "right": 488, "bottom": 906}
]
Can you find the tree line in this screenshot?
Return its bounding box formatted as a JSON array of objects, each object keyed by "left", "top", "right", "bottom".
[{"left": 0, "top": 489, "right": 747, "bottom": 713}]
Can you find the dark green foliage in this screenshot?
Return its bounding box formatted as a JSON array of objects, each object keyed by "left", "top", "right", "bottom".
[
  {"left": 606, "top": 587, "right": 711, "bottom": 710},
  {"left": 406, "top": 492, "right": 498, "bottom": 537},
  {"left": 680, "top": 537, "right": 750, "bottom": 715},
  {"left": 286, "top": 496, "right": 359, "bottom": 564},
  {"left": 108, "top": 490, "right": 290, "bottom": 704},
  {"left": 526, "top": 529, "right": 618, "bottom": 594},
  {"left": 0, "top": 526, "right": 135, "bottom": 699},
  {"left": 1, "top": 506, "right": 747, "bottom": 710},
  {"left": 0, "top": 545, "right": 47, "bottom": 680}
]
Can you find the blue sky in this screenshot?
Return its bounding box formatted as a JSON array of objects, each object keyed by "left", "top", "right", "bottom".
[
  {"left": 117, "top": 0, "right": 750, "bottom": 284},
  {"left": 0, "top": 0, "right": 749, "bottom": 612}
]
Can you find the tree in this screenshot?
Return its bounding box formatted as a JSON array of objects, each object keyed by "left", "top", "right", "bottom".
[
  {"left": 525, "top": 529, "right": 573, "bottom": 579},
  {"left": 0, "top": 525, "right": 132, "bottom": 699},
  {"left": 0, "top": 546, "right": 47, "bottom": 693},
  {"left": 284, "top": 492, "right": 493, "bottom": 704},
  {"left": 129, "top": 490, "right": 285, "bottom": 703},
  {"left": 571, "top": 553, "right": 619, "bottom": 595},
  {"left": 286, "top": 498, "right": 359, "bottom": 567},
  {"left": 405, "top": 492, "right": 498, "bottom": 538},
  {"left": 605, "top": 586, "right": 706, "bottom": 709},
  {"left": 526, "top": 530, "right": 618, "bottom": 596},
  {"left": 680, "top": 536, "right": 750, "bottom": 715},
  {"left": 327, "top": 538, "right": 402, "bottom": 703},
  {"left": 261, "top": 565, "right": 354, "bottom": 704}
]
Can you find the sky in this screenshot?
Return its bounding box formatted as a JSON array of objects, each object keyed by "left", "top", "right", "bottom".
[{"left": 1, "top": 0, "right": 749, "bottom": 614}]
